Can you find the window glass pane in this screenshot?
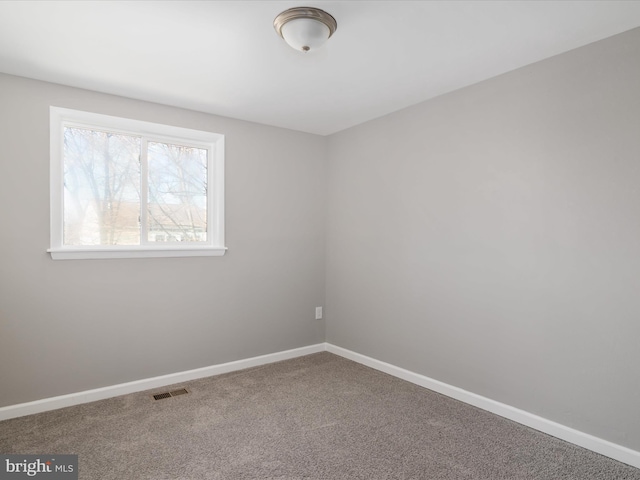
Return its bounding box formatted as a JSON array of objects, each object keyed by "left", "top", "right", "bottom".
[
  {"left": 147, "top": 142, "right": 208, "bottom": 243},
  {"left": 63, "top": 127, "right": 141, "bottom": 245}
]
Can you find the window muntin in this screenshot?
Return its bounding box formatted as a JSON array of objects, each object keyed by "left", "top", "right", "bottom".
[{"left": 50, "top": 107, "right": 225, "bottom": 259}]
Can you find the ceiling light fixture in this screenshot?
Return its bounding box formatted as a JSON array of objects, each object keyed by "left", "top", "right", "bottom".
[{"left": 273, "top": 7, "right": 337, "bottom": 53}]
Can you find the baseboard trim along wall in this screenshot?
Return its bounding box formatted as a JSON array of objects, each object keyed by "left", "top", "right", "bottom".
[
  {"left": 2, "top": 342, "right": 639, "bottom": 469},
  {"left": 0, "top": 343, "right": 325, "bottom": 422},
  {"left": 325, "top": 343, "right": 640, "bottom": 470}
]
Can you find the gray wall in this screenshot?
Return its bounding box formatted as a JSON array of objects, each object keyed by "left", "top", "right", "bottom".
[
  {"left": 326, "top": 28, "right": 640, "bottom": 450},
  {"left": 0, "top": 74, "right": 326, "bottom": 407}
]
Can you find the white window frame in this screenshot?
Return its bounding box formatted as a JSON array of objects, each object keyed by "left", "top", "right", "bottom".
[{"left": 49, "top": 107, "right": 226, "bottom": 260}]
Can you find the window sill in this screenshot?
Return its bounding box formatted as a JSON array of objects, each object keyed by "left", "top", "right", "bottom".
[{"left": 48, "top": 246, "right": 227, "bottom": 260}]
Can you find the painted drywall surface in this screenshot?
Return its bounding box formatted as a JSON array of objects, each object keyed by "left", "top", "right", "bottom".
[
  {"left": 326, "top": 28, "right": 640, "bottom": 450},
  {"left": 0, "top": 74, "right": 326, "bottom": 407}
]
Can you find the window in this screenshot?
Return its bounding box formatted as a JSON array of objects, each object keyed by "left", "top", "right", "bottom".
[{"left": 49, "top": 107, "right": 225, "bottom": 259}]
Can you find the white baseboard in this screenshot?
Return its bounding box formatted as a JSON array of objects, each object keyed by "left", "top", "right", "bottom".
[
  {"left": 0, "top": 343, "right": 325, "bottom": 422},
  {"left": 3, "top": 341, "right": 639, "bottom": 470},
  {"left": 325, "top": 343, "right": 640, "bottom": 469}
]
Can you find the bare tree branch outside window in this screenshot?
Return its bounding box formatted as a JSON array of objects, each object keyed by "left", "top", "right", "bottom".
[
  {"left": 147, "top": 142, "right": 208, "bottom": 243},
  {"left": 62, "top": 127, "right": 207, "bottom": 245},
  {"left": 63, "top": 127, "right": 140, "bottom": 245}
]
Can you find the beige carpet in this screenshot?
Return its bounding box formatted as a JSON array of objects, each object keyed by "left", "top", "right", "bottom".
[{"left": 1, "top": 352, "right": 639, "bottom": 479}]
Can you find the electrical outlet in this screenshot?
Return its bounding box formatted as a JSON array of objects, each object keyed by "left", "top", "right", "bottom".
[{"left": 315, "top": 306, "right": 323, "bottom": 320}]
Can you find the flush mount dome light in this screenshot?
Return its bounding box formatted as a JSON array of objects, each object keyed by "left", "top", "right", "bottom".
[{"left": 274, "top": 7, "right": 337, "bottom": 52}]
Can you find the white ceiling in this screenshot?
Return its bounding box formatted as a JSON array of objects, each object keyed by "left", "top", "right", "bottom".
[{"left": 1, "top": 1, "right": 640, "bottom": 135}]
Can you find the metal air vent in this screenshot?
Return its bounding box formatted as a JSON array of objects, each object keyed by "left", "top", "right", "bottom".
[{"left": 153, "top": 388, "right": 189, "bottom": 401}]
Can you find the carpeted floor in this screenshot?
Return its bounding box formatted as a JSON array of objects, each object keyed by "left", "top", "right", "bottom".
[{"left": 1, "top": 352, "right": 639, "bottom": 479}]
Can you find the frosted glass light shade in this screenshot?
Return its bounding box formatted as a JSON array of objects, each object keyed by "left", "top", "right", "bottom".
[
  {"left": 281, "top": 18, "right": 330, "bottom": 52},
  {"left": 274, "top": 7, "right": 337, "bottom": 53}
]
